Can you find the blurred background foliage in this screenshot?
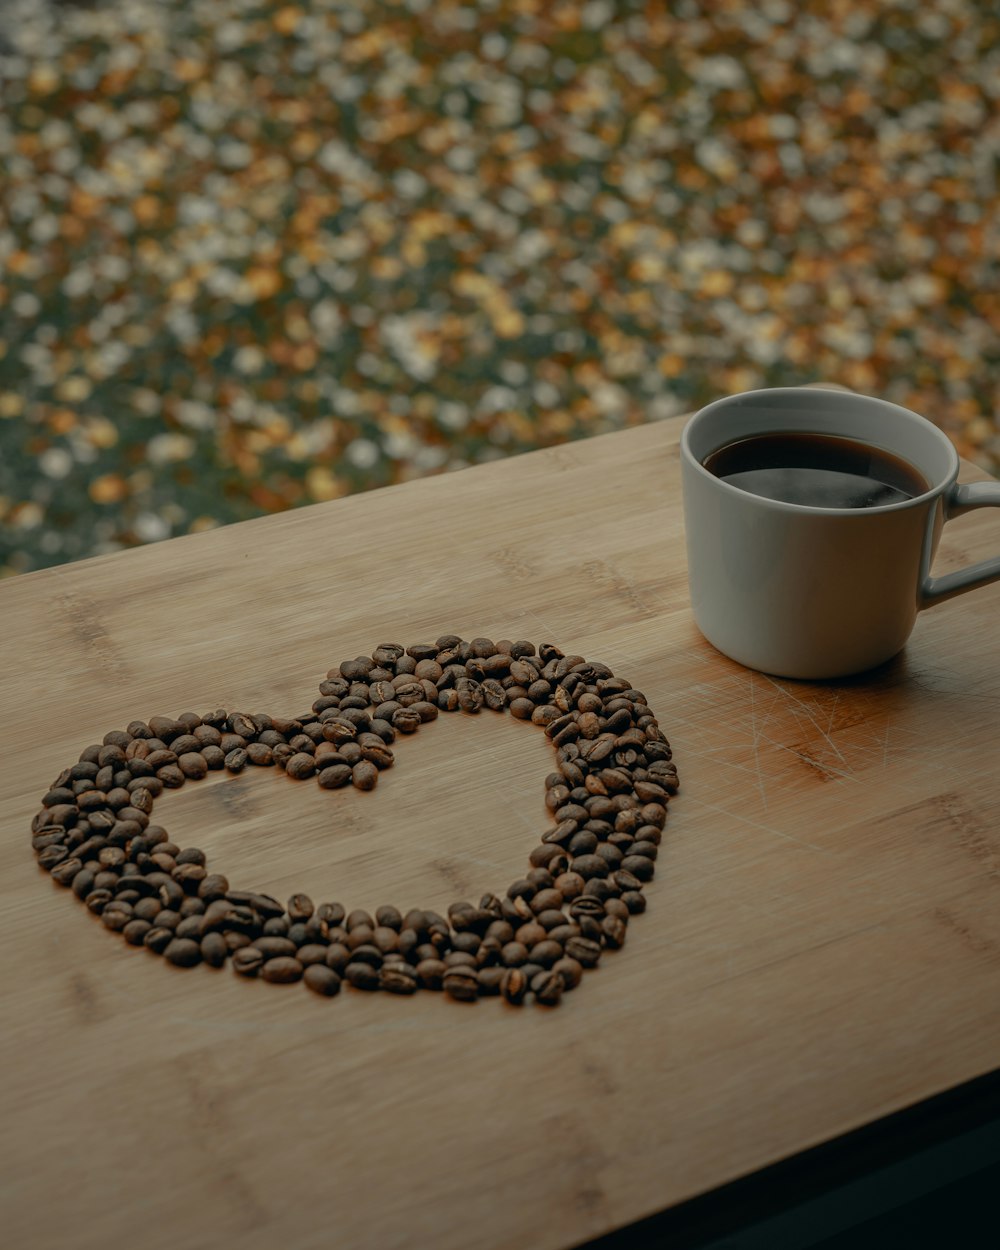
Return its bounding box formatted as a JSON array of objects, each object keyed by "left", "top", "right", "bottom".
[{"left": 1, "top": 0, "right": 998, "bottom": 576}]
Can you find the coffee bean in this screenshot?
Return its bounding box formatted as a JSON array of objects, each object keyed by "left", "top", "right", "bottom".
[
  {"left": 552, "top": 956, "right": 583, "bottom": 989},
  {"left": 412, "top": 958, "right": 444, "bottom": 989},
  {"left": 601, "top": 915, "right": 627, "bottom": 949},
  {"left": 532, "top": 969, "right": 565, "bottom": 1005},
  {"left": 50, "top": 857, "right": 83, "bottom": 887},
  {"left": 621, "top": 890, "right": 647, "bottom": 915},
  {"left": 529, "top": 939, "right": 564, "bottom": 968},
  {"left": 345, "top": 961, "right": 380, "bottom": 991},
  {"left": 254, "top": 937, "right": 298, "bottom": 960},
  {"left": 360, "top": 742, "right": 394, "bottom": 770},
  {"left": 500, "top": 967, "right": 528, "bottom": 1005},
  {"left": 164, "top": 938, "right": 201, "bottom": 967},
  {"left": 477, "top": 966, "right": 504, "bottom": 995},
  {"left": 304, "top": 964, "right": 341, "bottom": 996},
  {"left": 121, "top": 918, "right": 151, "bottom": 945},
  {"left": 175, "top": 915, "right": 204, "bottom": 941},
  {"left": 443, "top": 966, "right": 479, "bottom": 1001},
  {"left": 232, "top": 947, "right": 264, "bottom": 976},
  {"left": 281, "top": 752, "right": 314, "bottom": 780},
  {"left": 352, "top": 760, "right": 380, "bottom": 790},
  {"left": 261, "top": 956, "right": 303, "bottom": 984},
  {"left": 176, "top": 752, "right": 207, "bottom": 780},
  {"left": 325, "top": 943, "right": 351, "bottom": 973},
  {"left": 70, "top": 869, "right": 96, "bottom": 901},
  {"left": 317, "top": 763, "right": 352, "bottom": 789},
  {"left": 620, "top": 855, "right": 655, "bottom": 882},
  {"left": 140, "top": 924, "right": 172, "bottom": 953},
  {"left": 101, "top": 905, "right": 132, "bottom": 935},
  {"left": 564, "top": 935, "right": 602, "bottom": 967},
  {"left": 197, "top": 873, "right": 230, "bottom": 902},
  {"left": 380, "top": 964, "right": 418, "bottom": 994},
  {"left": 200, "top": 932, "right": 228, "bottom": 967},
  {"left": 295, "top": 944, "right": 328, "bottom": 967}
]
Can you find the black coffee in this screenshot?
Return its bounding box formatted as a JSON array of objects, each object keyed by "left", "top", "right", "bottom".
[{"left": 703, "top": 432, "right": 929, "bottom": 509}]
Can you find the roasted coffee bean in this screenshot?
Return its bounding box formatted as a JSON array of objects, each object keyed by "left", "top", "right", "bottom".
[
  {"left": 374, "top": 904, "right": 402, "bottom": 931},
  {"left": 601, "top": 915, "right": 627, "bottom": 949},
  {"left": 480, "top": 679, "right": 506, "bottom": 710},
  {"left": 413, "top": 958, "right": 444, "bottom": 989},
  {"left": 122, "top": 918, "right": 152, "bottom": 946},
  {"left": 285, "top": 752, "right": 317, "bottom": 780},
  {"left": 197, "top": 873, "right": 230, "bottom": 902},
  {"left": 532, "top": 969, "right": 565, "bottom": 1005},
  {"left": 246, "top": 742, "right": 273, "bottom": 766},
  {"left": 508, "top": 697, "right": 535, "bottom": 720},
  {"left": 302, "top": 914, "right": 329, "bottom": 943},
  {"left": 380, "top": 964, "right": 418, "bottom": 994},
  {"left": 261, "top": 956, "right": 303, "bottom": 984},
  {"left": 173, "top": 863, "right": 207, "bottom": 893},
  {"left": 621, "top": 890, "right": 647, "bottom": 915},
  {"left": 552, "top": 956, "right": 583, "bottom": 989},
  {"left": 221, "top": 746, "right": 248, "bottom": 773},
  {"left": 254, "top": 937, "right": 298, "bottom": 960},
  {"left": 360, "top": 742, "right": 394, "bottom": 770},
  {"left": 350, "top": 760, "right": 377, "bottom": 791},
  {"left": 564, "top": 935, "right": 602, "bottom": 967},
  {"left": 50, "top": 857, "right": 83, "bottom": 886},
  {"left": 227, "top": 890, "right": 284, "bottom": 918},
  {"left": 232, "top": 946, "right": 264, "bottom": 976},
  {"left": 345, "top": 961, "right": 380, "bottom": 991},
  {"left": 500, "top": 967, "right": 528, "bottom": 1005},
  {"left": 443, "top": 966, "right": 479, "bottom": 1001},
  {"left": 85, "top": 888, "right": 113, "bottom": 914},
  {"left": 324, "top": 942, "right": 351, "bottom": 973},
  {"left": 477, "top": 966, "right": 504, "bottom": 995},
  {"left": 529, "top": 939, "right": 563, "bottom": 968},
  {"left": 173, "top": 915, "right": 202, "bottom": 941},
  {"left": 201, "top": 932, "right": 228, "bottom": 967},
  {"left": 143, "top": 926, "right": 174, "bottom": 954},
  {"left": 317, "top": 763, "right": 352, "bottom": 789},
  {"left": 37, "top": 844, "right": 71, "bottom": 870},
  {"left": 282, "top": 892, "right": 311, "bottom": 923},
  {"left": 304, "top": 964, "right": 341, "bottom": 996},
  {"left": 604, "top": 898, "right": 630, "bottom": 921},
  {"left": 101, "top": 905, "right": 133, "bottom": 935},
  {"left": 620, "top": 855, "right": 655, "bottom": 882},
  {"left": 295, "top": 944, "right": 329, "bottom": 967},
  {"left": 70, "top": 869, "right": 96, "bottom": 900},
  {"left": 171, "top": 844, "right": 203, "bottom": 869},
  {"left": 164, "top": 938, "right": 201, "bottom": 967}
]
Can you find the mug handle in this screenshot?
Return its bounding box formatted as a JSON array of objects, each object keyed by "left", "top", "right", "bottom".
[{"left": 920, "top": 481, "right": 1000, "bottom": 608}]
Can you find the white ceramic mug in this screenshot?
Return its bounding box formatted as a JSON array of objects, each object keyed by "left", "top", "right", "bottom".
[{"left": 680, "top": 387, "right": 1000, "bottom": 679}]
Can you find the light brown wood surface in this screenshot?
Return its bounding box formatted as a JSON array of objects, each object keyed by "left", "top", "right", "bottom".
[{"left": 2, "top": 413, "right": 1000, "bottom": 1250}]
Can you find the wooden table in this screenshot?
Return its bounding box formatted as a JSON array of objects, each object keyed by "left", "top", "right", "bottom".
[{"left": 2, "top": 411, "right": 999, "bottom": 1250}]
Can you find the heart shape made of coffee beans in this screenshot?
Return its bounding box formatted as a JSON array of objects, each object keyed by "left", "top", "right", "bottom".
[{"left": 31, "top": 638, "right": 678, "bottom": 1007}]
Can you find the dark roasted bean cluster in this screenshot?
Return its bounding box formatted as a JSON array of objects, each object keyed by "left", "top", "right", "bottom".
[{"left": 30, "top": 638, "right": 678, "bottom": 1007}]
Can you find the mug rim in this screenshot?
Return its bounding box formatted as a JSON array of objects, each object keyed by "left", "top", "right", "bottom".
[{"left": 680, "top": 386, "right": 959, "bottom": 517}]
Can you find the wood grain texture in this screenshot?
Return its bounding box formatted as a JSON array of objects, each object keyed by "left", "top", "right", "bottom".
[{"left": 2, "top": 412, "right": 1000, "bottom": 1250}]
